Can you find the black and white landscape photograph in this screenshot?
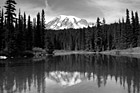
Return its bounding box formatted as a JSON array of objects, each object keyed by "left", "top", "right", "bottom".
[{"left": 1, "top": 0, "right": 140, "bottom": 93}]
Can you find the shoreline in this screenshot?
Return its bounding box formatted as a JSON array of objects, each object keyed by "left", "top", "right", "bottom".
[
  {"left": 54, "top": 47, "right": 140, "bottom": 59},
  {"left": 100, "top": 47, "right": 140, "bottom": 59},
  {"left": 54, "top": 50, "right": 95, "bottom": 56},
  {"left": 1, "top": 47, "right": 140, "bottom": 60}
]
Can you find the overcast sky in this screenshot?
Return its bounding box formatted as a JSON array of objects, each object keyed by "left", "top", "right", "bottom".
[{"left": 0, "top": 0, "right": 140, "bottom": 23}]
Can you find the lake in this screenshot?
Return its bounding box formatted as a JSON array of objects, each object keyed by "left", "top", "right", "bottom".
[{"left": 0, "top": 54, "right": 140, "bottom": 93}]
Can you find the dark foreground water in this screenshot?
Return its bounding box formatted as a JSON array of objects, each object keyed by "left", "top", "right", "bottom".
[{"left": 0, "top": 54, "right": 140, "bottom": 93}]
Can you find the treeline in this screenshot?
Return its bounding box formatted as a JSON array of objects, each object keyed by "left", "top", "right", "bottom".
[
  {"left": 46, "top": 9, "right": 140, "bottom": 51},
  {"left": 0, "top": 0, "right": 46, "bottom": 54}
]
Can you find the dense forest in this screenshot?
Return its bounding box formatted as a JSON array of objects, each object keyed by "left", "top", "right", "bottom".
[
  {"left": 47, "top": 10, "right": 140, "bottom": 52},
  {"left": 0, "top": 0, "right": 46, "bottom": 55},
  {"left": 0, "top": 0, "right": 140, "bottom": 55}
]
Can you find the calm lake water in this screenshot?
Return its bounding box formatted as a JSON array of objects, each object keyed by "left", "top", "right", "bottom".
[{"left": 0, "top": 54, "right": 140, "bottom": 93}]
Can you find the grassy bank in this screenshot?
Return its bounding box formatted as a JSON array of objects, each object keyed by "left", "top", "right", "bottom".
[
  {"left": 101, "top": 47, "right": 140, "bottom": 58},
  {"left": 54, "top": 50, "right": 95, "bottom": 56},
  {"left": 54, "top": 50, "right": 94, "bottom": 55}
]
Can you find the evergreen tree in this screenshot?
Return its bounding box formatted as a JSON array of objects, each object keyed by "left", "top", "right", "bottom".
[
  {"left": 4, "top": 0, "right": 17, "bottom": 53},
  {"left": 131, "top": 11, "right": 137, "bottom": 47},
  {"left": 32, "top": 18, "right": 36, "bottom": 47},
  {"left": 1, "top": 9, "right": 5, "bottom": 50},
  {"left": 26, "top": 15, "right": 33, "bottom": 50},
  {"left": 125, "top": 9, "right": 133, "bottom": 48},
  {"left": 118, "top": 19, "right": 123, "bottom": 49},
  {"left": 113, "top": 22, "right": 120, "bottom": 49},
  {"left": 34, "top": 12, "right": 41, "bottom": 48},
  {"left": 41, "top": 9, "right": 45, "bottom": 48},
  {"left": 85, "top": 27, "right": 93, "bottom": 51},
  {"left": 0, "top": 9, "right": 2, "bottom": 50},
  {"left": 135, "top": 12, "right": 140, "bottom": 46},
  {"left": 15, "top": 9, "right": 25, "bottom": 52},
  {"left": 4, "top": 0, "right": 16, "bottom": 27},
  {"left": 121, "top": 17, "right": 126, "bottom": 49},
  {"left": 81, "top": 28, "right": 85, "bottom": 50},
  {"left": 102, "top": 18, "right": 107, "bottom": 51},
  {"left": 0, "top": 9, "right": 4, "bottom": 29},
  {"left": 23, "top": 12, "right": 27, "bottom": 49},
  {"left": 45, "top": 37, "right": 54, "bottom": 54},
  {"left": 23, "top": 12, "right": 26, "bottom": 31},
  {"left": 95, "top": 17, "right": 102, "bottom": 51}
]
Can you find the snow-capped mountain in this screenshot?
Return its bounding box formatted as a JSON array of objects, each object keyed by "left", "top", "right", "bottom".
[
  {"left": 45, "top": 71, "right": 96, "bottom": 87},
  {"left": 46, "top": 15, "right": 93, "bottom": 30}
]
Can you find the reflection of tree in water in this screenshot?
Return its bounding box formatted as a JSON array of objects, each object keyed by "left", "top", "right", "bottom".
[
  {"left": 46, "top": 54, "right": 140, "bottom": 93},
  {"left": 0, "top": 55, "right": 140, "bottom": 93},
  {"left": 0, "top": 59, "right": 45, "bottom": 93}
]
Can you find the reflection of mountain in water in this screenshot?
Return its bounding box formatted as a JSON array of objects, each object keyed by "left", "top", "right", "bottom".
[
  {"left": 0, "top": 55, "right": 140, "bottom": 93},
  {"left": 45, "top": 71, "right": 95, "bottom": 87}
]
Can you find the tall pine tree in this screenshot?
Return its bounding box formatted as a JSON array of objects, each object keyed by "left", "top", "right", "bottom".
[
  {"left": 123, "top": 9, "right": 133, "bottom": 48},
  {"left": 15, "top": 9, "right": 25, "bottom": 52},
  {"left": 135, "top": 12, "right": 140, "bottom": 46},
  {"left": 0, "top": 9, "right": 3, "bottom": 50},
  {"left": 34, "top": 12, "right": 42, "bottom": 48},
  {"left": 0, "top": 9, "right": 4, "bottom": 29},
  {"left": 4, "top": 0, "right": 16, "bottom": 27},
  {"left": 95, "top": 17, "right": 102, "bottom": 51},
  {"left": 4, "top": 0, "right": 17, "bottom": 53},
  {"left": 41, "top": 9, "right": 45, "bottom": 48},
  {"left": 131, "top": 11, "right": 137, "bottom": 47},
  {"left": 26, "top": 15, "right": 33, "bottom": 50}
]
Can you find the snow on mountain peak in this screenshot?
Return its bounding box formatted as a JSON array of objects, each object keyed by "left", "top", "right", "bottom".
[
  {"left": 46, "top": 15, "right": 93, "bottom": 30},
  {"left": 59, "top": 15, "right": 81, "bottom": 22}
]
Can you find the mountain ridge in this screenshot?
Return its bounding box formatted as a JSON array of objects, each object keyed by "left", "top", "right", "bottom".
[{"left": 46, "top": 15, "right": 94, "bottom": 30}]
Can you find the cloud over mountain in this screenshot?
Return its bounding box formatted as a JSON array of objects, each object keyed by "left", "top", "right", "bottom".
[{"left": 46, "top": 0, "right": 104, "bottom": 18}]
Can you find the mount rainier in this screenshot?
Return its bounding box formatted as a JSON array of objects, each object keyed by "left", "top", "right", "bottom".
[{"left": 46, "top": 15, "right": 93, "bottom": 30}]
